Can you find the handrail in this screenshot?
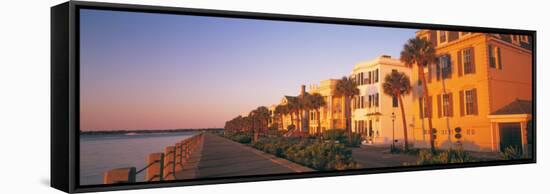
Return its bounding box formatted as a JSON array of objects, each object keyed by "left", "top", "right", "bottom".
[
  {"left": 135, "top": 159, "right": 160, "bottom": 175},
  {"left": 103, "top": 132, "right": 204, "bottom": 184}
]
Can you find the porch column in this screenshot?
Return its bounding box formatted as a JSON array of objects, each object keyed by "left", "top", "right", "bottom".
[
  {"left": 490, "top": 122, "right": 499, "bottom": 152},
  {"left": 520, "top": 121, "right": 528, "bottom": 154}
]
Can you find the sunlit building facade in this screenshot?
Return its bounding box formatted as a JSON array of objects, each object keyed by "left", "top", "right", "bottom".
[
  {"left": 350, "top": 55, "right": 413, "bottom": 145},
  {"left": 411, "top": 30, "right": 533, "bottom": 153}
]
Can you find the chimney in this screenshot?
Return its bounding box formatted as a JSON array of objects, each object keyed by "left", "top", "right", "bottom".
[{"left": 300, "top": 85, "right": 306, "bottom": 96}]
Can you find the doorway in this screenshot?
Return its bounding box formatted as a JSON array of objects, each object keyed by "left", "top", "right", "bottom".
[{"left": 499, "top": 123, "right": 522, "bottom": 151}]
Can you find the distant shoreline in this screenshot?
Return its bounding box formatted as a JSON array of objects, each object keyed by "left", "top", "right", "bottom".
[{"left": 80, "top": 128, "right": 223, "bottom": 135}]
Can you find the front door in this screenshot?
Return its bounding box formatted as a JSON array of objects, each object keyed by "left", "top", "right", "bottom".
[{"left": 499, "top": 123, "right": 522, "bottom": 151}]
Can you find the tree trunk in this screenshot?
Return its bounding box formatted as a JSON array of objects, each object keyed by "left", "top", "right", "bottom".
[
  {"left": 317, "top": 109, "right": 322, "bottom": 135},
  {"left": 290, "top": 113, "right": 294, "bottom": 127},
  {"left": 419, "top": 65, "right": 435, "bottom": 153},
  {"left": 345, "top": 96, "right": 352, "bottom": 143},
  {"left": 398, "top": 93, "right": 409, "bottom": 151},
  {"left": 280, "top": 115, "right": 284, "bottom": 130}
]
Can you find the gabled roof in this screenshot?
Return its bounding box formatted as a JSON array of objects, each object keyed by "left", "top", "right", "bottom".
[{"left": 491, "top": 99, "right": 532, "bottom": 115}]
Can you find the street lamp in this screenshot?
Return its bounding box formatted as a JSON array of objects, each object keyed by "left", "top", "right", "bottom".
[{"left": 391, "top": 112, "right": 396, "bottom": 150}]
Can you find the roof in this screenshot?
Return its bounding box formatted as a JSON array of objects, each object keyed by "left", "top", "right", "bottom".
[
  {"left": 351, "top": 55, "right": 404, "bottom": 72},
  {"left": 491, "top": 99, "right": 532, "bottom": 115}
]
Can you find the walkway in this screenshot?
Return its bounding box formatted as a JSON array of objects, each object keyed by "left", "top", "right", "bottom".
[
  {"left": 352, "top": 145, "right": 419, "bottom": 168},
  {"left": 175, "top": 133, "right": 312, "bottom": 179}
]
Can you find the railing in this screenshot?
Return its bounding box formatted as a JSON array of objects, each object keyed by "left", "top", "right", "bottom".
[{"left": 103, "top": 132, "right": 205, "bottom": 184}]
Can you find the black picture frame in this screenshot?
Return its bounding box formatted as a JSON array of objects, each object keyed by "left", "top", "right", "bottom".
[{"left": 51, "top": 1, "right": 536, "bottom": 193}]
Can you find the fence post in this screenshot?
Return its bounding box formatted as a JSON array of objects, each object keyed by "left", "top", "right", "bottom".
[
  {"left": 163, "top": 146, "right": 176, "bottom": 180},
  {"left": 145, "top": 153, "right": 164, "bottom": 182},
  {"left": 175, "top": 142, "right": 183, "bottom": 171},
  {"left": 103, "top": 167, "right": 136, "bottom": 184}
]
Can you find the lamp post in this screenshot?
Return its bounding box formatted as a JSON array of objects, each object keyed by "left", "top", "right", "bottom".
[{"left": 391, "top": 112, "right": 396, "bottom": 149}]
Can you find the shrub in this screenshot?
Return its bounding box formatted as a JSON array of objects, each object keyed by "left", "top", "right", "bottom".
[
  {"left": 252, "top": 137, "right": 358, "bottom": 170},
  {"left": 323, "top": 129, "right": 347, "bottom": 143},
  {"left": 500, "top": 146, "right": 525, "bottom": 160},
  {"left": 322, "top": 129, "right": 361, "bottom": 147},
  {"left": 416, "top": 149, "right": 478, "bottom": 165},
  {"left": 224, "top": 131, "right": 252, "bottom": 144}
]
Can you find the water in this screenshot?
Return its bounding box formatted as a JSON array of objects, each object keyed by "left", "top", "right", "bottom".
[{"left": 79, "top": 131, "right": 197, "bottom": 185}]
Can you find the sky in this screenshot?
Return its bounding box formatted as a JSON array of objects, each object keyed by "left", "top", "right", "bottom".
[{"left": 79, "top": 9, "right": 417, "bottom": 131}]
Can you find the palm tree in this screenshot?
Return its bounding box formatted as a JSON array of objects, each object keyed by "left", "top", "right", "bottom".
[
  {"left": 400, "top": 37, "right": 437, "bottom": 153},
  {"left": 382, "top": 71, "right": 412, "bottom": 151},
  {"left": 286, "top": 98, "right": 299, "bottom": 131},
  {"left": 335, "top": 76, "right": 359, "bottom": 142},
  {"left": 274, "top": 105, "right": 289, "bottom": 130},
  {"left": 299, "top": 93, "right": 312, "bottom": 133},
  {"left": 307, "top": 93, "right": 326, "bottom": 135},
  {"left": 255, "top": 106, "right": 271, "bottom": 135}
]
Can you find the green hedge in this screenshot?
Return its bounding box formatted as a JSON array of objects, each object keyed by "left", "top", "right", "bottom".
[
  {"left": 322, "top": 129, "right": 361, "bottom": 147},
  {"left": 253, "top": 137, "right": 358, "bottom": 170},
  {"left": 224, "top": 131, "right": 252, "bottom": 144},
  {"left": 416, "top": 149, "right": 478, "bottom": 165}
]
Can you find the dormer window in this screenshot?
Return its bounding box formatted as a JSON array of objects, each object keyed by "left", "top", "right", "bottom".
[
  {"left": 511, "top": 35, "right": 520, "bottom": 44},
  {"left": 520, "top": 35, "right": 529, "bottom": 43},
  {"left": 438, "top": 31, "right": 448, "bottom": 44}
]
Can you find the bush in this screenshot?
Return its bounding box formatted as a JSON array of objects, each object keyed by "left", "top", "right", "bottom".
[
  {"left": 224, "top": 131, "right": 252, "bottom": 144},
  {"left": 322, "top": 129, "right": 361, "bottom": 147},
  {"left": 416, "top": 149, "right": 478, "bottom": 165},
  {"left": 390, "top": 145, "right": 420, "bottom": 155},
  {"left": 252, "top": 137, "right": 358, "bottom": 170},
  {"left": 500, "top": 146, "right": 525, "bottom": 160}
]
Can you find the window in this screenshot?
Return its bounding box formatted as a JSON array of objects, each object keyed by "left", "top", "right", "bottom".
[
  {"left": 439, "top": 31, "right": 448, "bottom": 44},
  {"left": 465, "top": 89, "right": 478, "bottom": 115},
  {"left": 369, "top": 95, "right": 372, "bottom": 108},
  {"left": 392, "top": 95, "right": 398, "bottom": 108},
  {"left": 488, "top": 45, "right": 496, "bottom": 68},
  {"left": 360, "top": 96, "right": 365, "bottom": 109},
  {"left": 368, "top": 71, "right": 372, "bottom": 84},
  {"left": 462, "top": 48, "right": 475, "bottom": 74},
  {"left": 442, "top": 93, "right": 453, "bottom": 117},
  {"left": 374, "top": 69, "right": 379, "bottom": 83},
  {"left": 437, "top": 54, "right": 452, "bottom": 80},
  {"left": 488, "top": 45, "right": 502, "bottom": 69}
]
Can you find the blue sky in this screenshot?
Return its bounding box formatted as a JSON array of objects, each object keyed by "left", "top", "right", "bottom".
[{"left": 79, "top": 9, "right": 417, "bottom": 130}]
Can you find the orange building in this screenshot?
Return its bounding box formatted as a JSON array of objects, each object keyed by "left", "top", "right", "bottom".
[{"left": 411, "top": 30, "right": 533, "bottom": 153}]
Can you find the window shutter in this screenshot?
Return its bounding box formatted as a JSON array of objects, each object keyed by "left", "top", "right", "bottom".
[
  {"left": 459, "top": 90, "right": 465, "bottom": 116},
  {"left": 428, "top": 96, "right": 433, "bottom": 118},
  {"left": 457, "top": 51, "right": 463, "bottom": 76},
  {"left": 447, "top": 55, "right": 452, "bottom": 79},
  {"left": 449, "top": 93, "right": 454, "bottom": 117},
  {"left": 472, "top": 88, "right": 478, "bottom": 115},
  {"left": 470, "top": 47, "right": 476, "bottom": 74},
  {"left": 428, "top": 64, "right": 432, "bottom": 83},
  {"left": 437, "top": 94, "right": 442, "bottom": 118},
  {"left": 497, "top": 47, "right": 502, "bottom": 69},
  {"left": 419, "top": 98, "right": 424, "bottom": 119}
]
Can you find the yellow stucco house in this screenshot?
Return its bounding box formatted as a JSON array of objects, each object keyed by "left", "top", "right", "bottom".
[
  {"left": 411, "top": 30, "right": 533, "bottom": 153},
  {"left": 307, "top": 79, "right": 346, "bottom": 134}
]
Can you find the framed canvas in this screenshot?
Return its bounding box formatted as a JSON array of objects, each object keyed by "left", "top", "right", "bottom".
[{"left": 51, "top": 1, "right": 536, "bottom": 193}]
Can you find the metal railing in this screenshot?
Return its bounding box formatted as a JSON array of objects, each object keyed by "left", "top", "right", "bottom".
[{"left": 103, "top": 132, "right": 205, "bottom": 184}]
